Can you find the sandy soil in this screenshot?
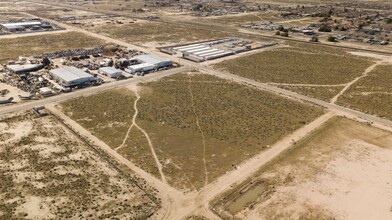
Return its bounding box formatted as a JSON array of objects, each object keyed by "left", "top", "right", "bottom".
[
  {"left": 237, "top": 118, "right": 392, "bottom": 220},
  {"left": 0, "top": 111, "right": 159, "bottom": 219}
]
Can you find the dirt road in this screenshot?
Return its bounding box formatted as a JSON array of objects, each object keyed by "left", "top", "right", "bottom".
[{"left": 330, "top": 61, "right": 381, "bottom": 104}]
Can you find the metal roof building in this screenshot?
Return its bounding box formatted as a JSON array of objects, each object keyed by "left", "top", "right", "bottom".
[
  {"left": 7, "top": 64, "right": 44, "bottom": 73},
  {"left": 50, "top": 66, "right": 97, "bottom": 87},
  {"left": 99, "top": 67, "right": 122, "bottom": 78},
  {"left": 133, "top": 54, "right": 172, "bottom": 68},
  {"left": 2, "top": 21, "right": 42, "bottom": 29},
  {"left": 127, "top": 63, "right": 155, "bottom": 74}
]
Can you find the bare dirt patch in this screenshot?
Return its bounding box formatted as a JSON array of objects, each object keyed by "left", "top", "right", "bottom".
[{"left": 215, "top": 117, "right": 392, "bottom": 220}]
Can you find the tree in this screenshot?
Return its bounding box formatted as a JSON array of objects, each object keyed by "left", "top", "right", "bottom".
[{"left": 319, "top": 25, "right": 332, "bottom": 32}]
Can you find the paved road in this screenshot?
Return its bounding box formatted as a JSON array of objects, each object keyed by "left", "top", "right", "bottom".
[{"left": 0, "top": 66, "right": 189, "bottom": 116}]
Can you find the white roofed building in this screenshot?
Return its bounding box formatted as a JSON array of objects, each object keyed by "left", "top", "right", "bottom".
[{"left": 50, "top": 66, "right": 97, "bottom": 87}]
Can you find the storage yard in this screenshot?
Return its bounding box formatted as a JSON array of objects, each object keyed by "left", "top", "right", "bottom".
[
  {"left": 0, "top": 43, "right": 175, "bottom": 105},
  {"left": 161, "top": 37, "right": 277, "bottom": 62}
]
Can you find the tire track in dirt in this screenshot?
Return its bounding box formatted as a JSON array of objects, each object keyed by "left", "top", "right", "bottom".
[
  {"left": 123, "top": 86, "right": 167, "bottom": 183},
  {"left": 330, "top": 61, "right": 381, "bottom": 104},
  {"left": 187, "top": 73, "right": 209, "bottom": 186}
]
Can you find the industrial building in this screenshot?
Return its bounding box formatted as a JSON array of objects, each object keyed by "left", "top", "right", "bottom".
[
  {"left": 7, "top": 64, "right": 44, "bottom": 74},
  {"left": 1, "top": 21, "right": 42, "bottom": 32},
  {"left": 50, "top": 66, "right": 98, "bottom": 87},
  {"left": 132, "top": 54, "right": 172, "bottom": 69},
  {"left": 99, "top": 67, "right": 122, "bottom": 78},
  {"left": 161, "top": 38, "right": 277, "bottom": 62},
  {"left": 126, "top": 63, "right": 155, "bottom": 74}
]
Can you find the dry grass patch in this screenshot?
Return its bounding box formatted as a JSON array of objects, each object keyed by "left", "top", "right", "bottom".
[
  {"left": 60, "top": 89, "right": 160, "bottom": 178},
  {"left": 338, "top": 64, "right": 392, "bottom": 120},
  {"left": 60, "top": 72, "right": 323, "bottom": 190},
  {"left": 89, "top": 21, "right": 229, "bottom": 45},
  {"left": 136, "top": 72, "right": 323, "bottom": 189},
  {"left": 214, "top": 44, "right": 374, "bottom": 85},
  {"left": 277, "top": 85, "right": 345, "bottom": 102}
]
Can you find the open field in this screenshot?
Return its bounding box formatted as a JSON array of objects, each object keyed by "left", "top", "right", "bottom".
[
  {"left": 338, "top": 64, "right": 392, "bottom": 120},
  {"left": 213, "top": 116, "right": 392, "bottom": 219},
  {"left": 0, "top": 31, "right": 105, "bottom": 63},
  {"left": 88, "top": 21, "right": 230, "bottom": 46},
  {"left": 61, "top": 72, "right": 323, "bottom": 190},
  {"left": 28, "top": 8, "right": 101, "bottom": 19},
  {"left": 0, "top": 12, "right": 34, "bottom": 21},
  {"left": 60, "top": 89, "right": 161, "bottom": 178},
  {"left": 0, "top": 111, "right": 160, "bottom": 219},
  {"left": 198, "top": 12, "right": 282, "bottom": 25},
  {"left": 214, "top": 43, "right": 374, "bottom": 85},
  {"left": 277, "top": 85, "right": 345, "bottom": 102},
  {"left": 0, "top": 1, "right": 61, "bottom": 12}
]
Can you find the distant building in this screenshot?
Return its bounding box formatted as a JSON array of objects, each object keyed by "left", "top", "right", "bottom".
[
  {"left": 1, "top": 21, "right": 42, "bottom": 32},
  {"left": 4, "top": 25, "right": 26, "bottom": 32},
  {"left": 7, "top": 64, "right": 44, "bottom": 73},
  {"left": 99, "top": 67, "right": 122, "bottom": 78},
  {"left": 50, "top": 66, "right": 98, "bottom": 87}
]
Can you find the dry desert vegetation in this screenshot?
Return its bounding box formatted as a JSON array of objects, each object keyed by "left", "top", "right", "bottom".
[
  {"left": 60, "top": 71, "right": 323, "bottom": 190},
  {"left": 0, "top": 111, "right": 160, "bottom": 219}
]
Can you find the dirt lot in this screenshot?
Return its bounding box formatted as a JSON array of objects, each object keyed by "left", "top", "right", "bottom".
[
  {"left": 214, "top": 117, "right": 392, "bottom": 220},
  {"left": 0, "top": 31, "right": 105, "bottom": 63},
  {"left": 0, "top": 111, "right": 160, "bottom": 219},
  {"left": 61, "top": 72, "right": 323, "bottom": 190},
  {"left": 338, "top": 64, "right": 392, "bottom": 120},
  {"left": 214, "top": 43, "right": 374, "bottom": 85}
]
